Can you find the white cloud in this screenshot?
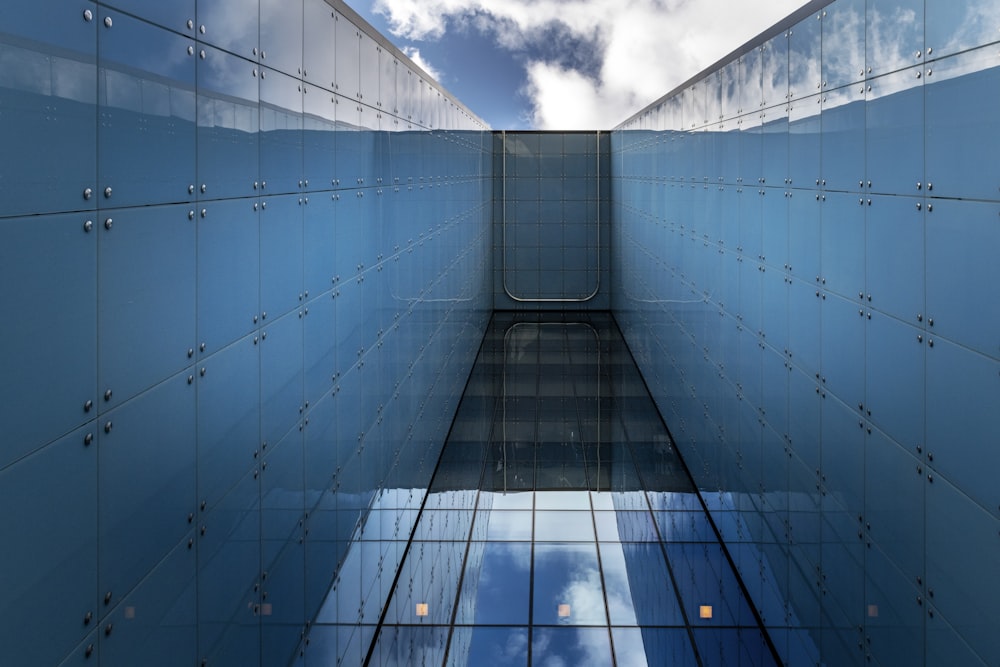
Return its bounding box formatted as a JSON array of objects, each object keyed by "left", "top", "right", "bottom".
[
  {"left": 400, "top": 46, "right": 442, "bottom": 81},
  {"left": 374, "top": 0, "right": 806, "bottom": 128}
]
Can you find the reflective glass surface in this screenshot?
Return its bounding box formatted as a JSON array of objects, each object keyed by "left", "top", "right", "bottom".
[
  {"left": 613, "top": 2, "right": 1000, "bottom": 665},
  {"left": 361, "top": 313, "right": 780, "bottom": 666}
]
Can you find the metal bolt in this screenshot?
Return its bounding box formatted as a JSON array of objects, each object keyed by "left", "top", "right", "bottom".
[
  {"left": 83, "top": 9, "right": 93, "bottom": 21},
  {"left": 104, "top": 17, "right": 112, "bottom": 28},
  {"left": 84, "top": 187, "right": 93, "bottom": 200},
  {"left": 104, "top": 187, "right": 112, "bottom": 198},
  {"left": 104, "top": 591, "right": 112, "bottom": 605},
  {"left": 84, "top": 400, "right": 94, "bottom": 413},
  {"left": 83, "top": 220, "right": 93, "bottom": 233},
  {"left": 200, "top": 25, "right": 206, "bottom": 34},
  {"left": 200, "top": 342, "right": 206, "bottom": 352},
  {"left": 187, "top": 46, "right": 194, "bottom": 56},
  {"left": 104, "top": 218, "right": 113, "bottom": 230},
  {"left": 104, "top": 389, "right": 112, "bottom": 402},
  {"left": 104, "top": 422, "right": 113, "bottom": 434},
  {"left": 189, "top": 184, "right": 195, "bottom": 195}
]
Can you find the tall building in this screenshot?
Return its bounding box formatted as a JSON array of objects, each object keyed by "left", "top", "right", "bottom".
[{"left": 1, "top": 0, "right": 997, "bottom": 665}]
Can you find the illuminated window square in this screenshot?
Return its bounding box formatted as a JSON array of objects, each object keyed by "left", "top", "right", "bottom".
[{"left": 699, "top": 605, "right": 713, "bottom": 619}]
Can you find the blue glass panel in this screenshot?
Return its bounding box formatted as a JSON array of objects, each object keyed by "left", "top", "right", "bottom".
[
  {"left": 741, "top": 51, "right": 763, "bottom": 116},
  {"left": 820, "top": 396, "right": 864, "bottom": 516},
  {"left": 303, "top": 84, "right": 336, "bottom": 192},
  {"left": 604, "top": 542, "right": 685, "bottom": 625},
  {"left": 762, "top": 31, "right": 789, "bottom": 110},
  {"left": 788, "top": 95, "right": 821, "bottom": 193},
  {"left": 926, "top": 609, "right": 989, "bottom": 667},
  {"left": 820, "top": 85, "right": 865, "bottom": 192},
  {"left": 260, "top": 310, "right": 304, "bottom": 447},
  {"left": 761, "top": 184, "right": 788, "bottom": 271},
  {"left": 197, "top": 0, "right": 259, "bottom": 60},
  {"left": 927, "top": 474, "right": 1000, "bottom": 666},
  {"left": 866, "top": 0, "right": 924, "bottom": 77},
  {"left": 99, "top": 534, "right": 197, "bottom": 666},
  {"left": 789, "top": 12, "right": 822, "bottom": 100},
  {"left": 197, "top": 44, "right": 259, "bottom": 200},
  {"left": 359, "top": 32, "right": 380, "bottom": 108},
  {"left": 197, "top": 468, "right": 260, "bottom": 667},
  {"left": 261, "top": 540, "right": 305, "bottom": 667},
  {"left": 694, "top": 628, "right": 778, "bottom": 667},
  {"left": 820, "top": 193, "right": 865, "bottom": 302},
  {"left": 260, "top": 194, "right": 304, "bottom": 320},
  {"left": 532, "top": 543, "right": 606, "bottom": 625},
  {"left": 761, "top": 115, "right": 787, "bottom": 193},
  {"left": 866, "top": 67, "right": 923, "bottom": 196},
  {"left": 0, "top": 213, "right": 96, "bottom": 468},
  {"left": 617, "top": 628, "right": 698, "bottom": 667},
  {"left": 259, "top": 0, "right": 302, "bottom": 79},
  {"left": 259, "top": 67, "right": 303, "bottom": 195},
  {"left": 379, "top": 51, "right": 397, "bottom": 114},
  {"left": 0, "top": 1, "right": 96, "bottom": 217},
  {"left": 739, "top": 190, "right": 762, "bottom": 262},
  {"left": 335, "top": 11, "right": 360, "bottom": 101},
  {"left": 866, "top": 195, "right": 923, "bottom": 323},
  {"left": 98, "top": 9, "right": 195, "bottom": 208},
  {"left": 304, "top": 293, "right": 336, "bottom": 406},
  {"left": 0, "top": 424, "right": 97, "bottom": 667},
  {"left": 739, "top": 112, "right": 762, "bottom": 185},
  {"left": 864, "top": 546, "right": 924, "bottom": 667},
  {"left": 667, "top": 542, "right": 757, "bottom": 626},
  {"left": 454, "top": 542, "right": 530, "bottom": 624},
  {"left": 787, "top": 191, "right": 820, "bottom": 286},
  {"left": 925, "top": 199, "right": 1000, "bottom": 359},
  {"left": 303, "top": 193, "right": 336, "bottom": 296},
  {"left": 197, "top": 334, "right": 260, "bottom": 509},
  {"left": 197, "top": 199, "right": 259, "bottom": 353},
  {"left": 865, "top": 427, "right": 924, "bottom": 580},
  {"left": 821, "top": 0, "right": 866, "bottom": 90},
  {"left": 98, "top": 204, "right": 196, "bottom": 409},
  {"left": 531, "top": 628, "right": 612, "bottom": 664},
  {"left": 303, "top": 0, "right": 336, "bottom": 90},
  {"left": 821, "top": 292, "right": 865, "bottom": 411},
  {"left": 925, "top": 338, "right": 1000, "bottom": 516},
  {"left": 865, "top": 313, "right": 924, "bottom": 450},
  {"left": 447, "top": 627, "right": 528, "bottom": 667},
  {"left": 924, "top": 47, "right": 1000, "bottom": 201},
  {"left": 99, "top": 371, "right": 196, "bottom": 611}
]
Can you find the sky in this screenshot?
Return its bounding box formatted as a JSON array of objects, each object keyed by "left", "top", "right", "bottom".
[{"left": 347, "top": 0, "right": 806, "bottom": 130}]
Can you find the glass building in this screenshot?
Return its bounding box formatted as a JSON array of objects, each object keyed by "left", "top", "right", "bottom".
[{"left": 1, "top": 0, "right": 997, "bottom": 665}]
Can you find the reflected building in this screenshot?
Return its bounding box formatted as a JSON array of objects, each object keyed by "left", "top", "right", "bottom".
[{"left": 1, "top": 0, "right": 998, "bottom": 666}]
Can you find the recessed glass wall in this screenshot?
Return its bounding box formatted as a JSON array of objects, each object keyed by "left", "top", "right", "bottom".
[
  {"left": 0, "top": 1, "right": 491, "bottom": 665},
  {"left": 611, "top": 1, "right": 1000, "bottom": 665},
  {"left": 493, "top": 131, "right": 611, "bottom": 310}
]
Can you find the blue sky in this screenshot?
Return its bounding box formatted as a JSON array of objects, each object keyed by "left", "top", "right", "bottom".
[{"left": 348, "top": 0, "right": 806, "bottom": 130}]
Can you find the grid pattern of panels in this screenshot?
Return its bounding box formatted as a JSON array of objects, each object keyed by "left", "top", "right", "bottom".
[
  {"left": 612, "top": 2, "right": 1000, "bottom": 666},
  {"left": 327, "top": 313, "right": 781, "bottom": 667},
  {"left": 493, "top": 133, "right": 611, "bottom": 309},
  {"left": 0, "top": 2, "right": 492, "bottom": 666}
]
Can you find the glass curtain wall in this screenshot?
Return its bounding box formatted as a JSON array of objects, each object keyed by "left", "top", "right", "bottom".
[
  {"left": 0, "top": 1, "right": 491, "bottom": 666},
  {"left": 611, "top": 1, "right": 1000, "bottom": 665}
]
